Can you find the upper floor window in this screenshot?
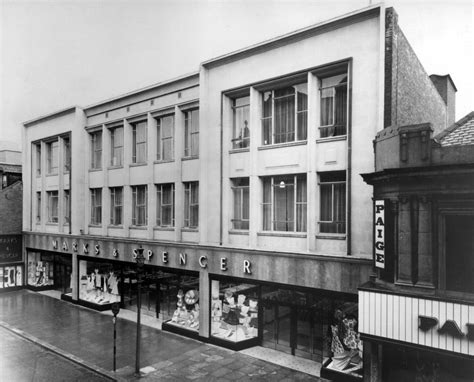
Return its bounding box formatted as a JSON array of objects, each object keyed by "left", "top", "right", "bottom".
[
  {"left": 63, "top": 137, "right": 70, "bottom": 173},
  {"left": 156, "top": 183, "right": 174, "bottom": 227},
  {"left": 47, "top": 140, "right": 59, "bottom": 174},
  {"left": 90, "top": 131, "right": 102, "bottom": 170},
  {"left": 64, "top": 190, "right": 70, "bottom": 224},
  {"left": 35, "top": 144, "right": 41, "bottom": 176},
  {"left": 90, "top": 188, "right": 102, "bottom": 225},
  {"left": 232, "top": 96, "right": 250, "bottom": 149},
  {"left": 132, "top": 185, "right": 147, "bottom": 226},
  {"left": 319, "top": 74, "right": 348, "bottom": 138},
  {"left": 444, "top": 214, "right": 474, "bottom": 294},
  {"left": 110, "top": 126, "right": 123, "bottom": 167},
  {"left": 36, "top": 192, "right": 41, "bottom": 224},
  {"left": 132, "top": 121, "right": 147, "bottom": 164},
  {"left": 110, "top": 187, "right": 123, "bottom": 225},
  {"left": 319, "top": 171, "right": 346, "bottom": 234},
  {"left": 184, "top": 109, "right": 199, "bottom": 157},
  {"left": 262, "top": 174, "right": 307, "bottom": 232},
  {"left": 46, "top": 190, "right": 58, "bottom": 223},
  {"left": 156, "top": 115, "right": 174, "bottom": 161},
  {"left": 262, "top": 84, "right": 307, "bottom": 146},
  {"left": 231, "top": 178, "right": 249, "bottom": 230},
  {"left": 184, "top": 182, "right": 199, "bottom": 228}
]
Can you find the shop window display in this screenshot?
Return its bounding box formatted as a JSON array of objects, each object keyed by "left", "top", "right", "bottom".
[
  {"left": 167, "top": 288, "right": 200, "bottom": 331},
  {"left": 0, "top": 265, "right": 22, "bottom": 288},
  {"left": 210, "top": 280, "right": 259, "bottom": 343},
  {"left": 322, "top": 303, "right": 363, "bottom": 380},
  {"left": 79, "top": 260, "right": 121, "bottom": 306},
  {"left": 28, "top": 252, "right": 54, "bottom": 287}
]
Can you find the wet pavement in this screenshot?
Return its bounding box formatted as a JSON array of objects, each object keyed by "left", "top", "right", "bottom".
[
  {"left": 0, "top": 290, "right": 323, "bottom": 381},
  {"left": 0, "top": 325, "right": 109, "bottom": 382}
]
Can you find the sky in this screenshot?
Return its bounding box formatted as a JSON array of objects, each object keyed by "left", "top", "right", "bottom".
[{"left": 0, "top": 0, "right": 472, "bottom": 148}]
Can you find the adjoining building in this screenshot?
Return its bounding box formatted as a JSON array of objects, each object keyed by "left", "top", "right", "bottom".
[
  {"left": 21, "top": 4, "right": 456, "bottom": 380},
  {"left": 0, "top": 141, "right": 23, "bottom": 291},
  {"left": 360, "top": 111, "right": 474, "bottom": 381}
]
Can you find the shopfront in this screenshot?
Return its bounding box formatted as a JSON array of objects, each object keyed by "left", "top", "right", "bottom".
[
  {"left": 23, "top": 232, "right": 370, "bottom": 377},
  {"left": 26, "top": 249, "right": 72, "bottom": 296},
  {"left": 0, "top": 234, "right": 23, "bottom": 292}
]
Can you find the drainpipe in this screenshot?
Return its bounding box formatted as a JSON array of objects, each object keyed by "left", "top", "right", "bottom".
[{"left": 347, "top": 59, "right": 353, "bottom": 256}]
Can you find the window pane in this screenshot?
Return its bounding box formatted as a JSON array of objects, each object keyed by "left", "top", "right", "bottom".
[
  {"left": 233, "top": 103, "right": 250, "bottom": 149},
  {"left": 262, "top": 92, "right": 272, "bottom": 118},
  {"left": 320, "top": 184, "right": 332, "bottom": 221},
  {"left": 274, "top": 182, "right": 294, "bottom": 231},
  {"left": 274, "top": 94, "right": 295, "bottom": 144},
  {"left": 262, "top": 118, "right": 272, "bottom": 146},
  {"left": 320, "top": 88, "right": 334, "bottom": 126}
]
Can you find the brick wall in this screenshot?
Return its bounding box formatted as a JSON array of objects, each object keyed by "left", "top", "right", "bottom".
[
  {"left": 0, "top": 181, "right": 22, "bottom": 234},
  {"left": 384, "top": 8, "right": 447, "bottom": 135}
]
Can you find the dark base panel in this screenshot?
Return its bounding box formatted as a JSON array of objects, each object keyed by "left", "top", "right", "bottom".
[
  {"left": 320, "top": 358, "right": 363, "bottom": 382},
  {"left": 75, "top": 299, "right": 113, "bottom": 312},
  {"left": 26, "top": 285, "right": 56, "bottom": 292},
  {"left": 0, "top": 286, "right": 24, "bottom": 293},
  {"left": 161, "top": 321, "right": 201, "bottom": 340},
  {"left": 60, "top": 293, "right": 73, "bottom": 303},
  {"left": 206, "top": 335, "right": 260, "bottom": 351}
]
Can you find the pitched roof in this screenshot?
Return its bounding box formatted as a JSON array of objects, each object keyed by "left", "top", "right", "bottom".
[{"left": 435, "top": 111, "right": 474, "bottom": 147}]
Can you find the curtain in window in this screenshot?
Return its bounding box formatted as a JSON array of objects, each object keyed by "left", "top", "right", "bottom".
[
  {"left": 190, "top": 183, "right": 199, "bottom": 227},
  {"left": 111, "top": 127, "right": 123, "bottom": 166},
  {"left": 233, "top": 187, "right": 243, "bottom": 228},
  {"left": 320, "top": 88, "right": 334, "bottom": 126},
  {"left": 334, "top": 183, "right": 346, "bottom": 233},
  {"left": 274, "top": 89, "right": 295, "bottom": 144},
  {"left": 297, "top": 89, "right": 308, "bottom": 141},
  {"left": 296, "top": 176, "right": 307, "bottom": 232},
  {"left": 191, "top": 110, "right": 199, "bottom": 156},
  {"left": 320, "top": 184, "right": 332, "bottom": 222},
  {"left": 136, "top": 123, "right": 147, "bottom": 163},
  {"left": 273, "top": 176, "right": 294, "bottom": 231},
  {"left": 161, "top": 185, "right": 173, "bottom": 226},
  {"left": 334, "top": 84, "right": 347, "bottom": 134},
  {"left": 162, "top": 116, "right": 174, "bottom": 160},
  {"left": 262, "top": 179, "right": 272, "bottom": 230},
  {"left": 262, "top": 92, "right": 272, "bottom": 145}
]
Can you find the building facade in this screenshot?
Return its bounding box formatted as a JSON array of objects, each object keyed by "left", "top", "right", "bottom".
[
  {"left": 0, "top": 142, "right": 23, "bottom": 291},
  {"left": 360, "top": 111, "right": 474, "bottom": 381},
  {"left": 22, "top": 5, "right": 455, "bottom": 380}
]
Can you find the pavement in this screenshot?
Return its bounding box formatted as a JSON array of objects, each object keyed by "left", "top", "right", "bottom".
[{"left": 0, "top": 290, "right": 324, "bottom": 381}]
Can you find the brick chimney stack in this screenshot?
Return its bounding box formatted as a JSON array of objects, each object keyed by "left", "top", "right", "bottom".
[{"left": 430, "top": 74, "right": 457, "bottom": 127}]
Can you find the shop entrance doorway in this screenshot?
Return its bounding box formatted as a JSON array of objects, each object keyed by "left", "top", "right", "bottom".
[{"left": 261, "top": 288, "right": 324, "bottom": 362}]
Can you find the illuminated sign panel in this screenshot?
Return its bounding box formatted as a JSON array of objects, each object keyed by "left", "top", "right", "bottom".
[{"left": 374, "top": 200, "right": 385, "bottom": 269}]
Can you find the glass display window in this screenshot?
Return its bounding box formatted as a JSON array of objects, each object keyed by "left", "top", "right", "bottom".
[
  {"left": 27, "top": 251, "right": 54, "bottom": 287},
  {"left": 322, "top": 301, "right": 363, "bottom": 380},
  {"left": 162, "top": 273, "right": 200, "bottom": 332},
  {"left": 79, "top": 260, "right": 121, "bottom": 306},
  {"left": 210, "top": 279, "right": 259, "bottom": 343},
  {"left": 0, "top": 265, "right": 23, "bottom": 288}
]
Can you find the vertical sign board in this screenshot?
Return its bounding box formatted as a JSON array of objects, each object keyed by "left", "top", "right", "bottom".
[{"left": 374, "top": 200, "right": 385, "bottom": 268}]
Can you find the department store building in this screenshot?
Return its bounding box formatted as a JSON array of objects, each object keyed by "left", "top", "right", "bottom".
[{"left": 22, "top": 5, "right": 457, "bottom": 380}]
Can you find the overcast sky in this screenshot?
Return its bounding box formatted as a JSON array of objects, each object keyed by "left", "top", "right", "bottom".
[{"left": 1, "top": 0, "right": 472, "bottom": 148}]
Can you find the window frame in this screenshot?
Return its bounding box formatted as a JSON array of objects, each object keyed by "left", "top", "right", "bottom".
[
  {"left": 63, "top": 190, "right": 70, "bottom": 224},
  {"left": 156, "top": 115, "right": 175, "bottom": 161},
  {"left": 261, "top": 83, "right": 308, "bottom": 146},
  {"left": 90, "top": 130, "right": 103, "bottom": 170},
  {"left": 46, "top": 190, "right": 58, "bottom": 223},
  {"left": 184, "top": 182, "right": 199, "bottom": 228},
  {"left": 318, "top": 172, "right": 346, "bottom": 234},
  {"left": 231, "top": 96, "right": 250, "bottom": 149},
  {"left": 63, "top": 137, "right": 71, "bottom": 173},
  {"left": 46, "top": 140, "right": 59, "bottom": 175},
  {"left": 132, "top": 185, "right": 148, "bottom": 226},
  {"left": 36, "top": 191, "right": 41, "bottom": 224},
  {"left": 132, "top": 121, "right": 147, "bottom": 164},
  {"left": 110, "top": 126, "right": 124, "bottom": 167},
  {"left": 90, "top": 188, "right": 102, "bottom": 225},
  {"left": 110, "top": 187, "right": 123, "bottom": 226},
  {"left": 184, "top": 109, "right": 199, "bottom": 157},
  {"left": 318, "top": 73, "right": 348, "bottom": 138},
  {"left": 262, "top": 174, "right": 307, "bottom": 233},
  {"left": 35, "top": 143, "right": 41, "bottom": 177},
  {"left": 231, "top": 178, "right": 249, "bottom": 230},
  {"left": 156, "top": 183, "right": 175, "bottom": 227}
]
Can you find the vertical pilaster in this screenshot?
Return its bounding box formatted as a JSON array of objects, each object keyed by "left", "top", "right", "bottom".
[
  {"left": 249, "top": 87, "right": 260, "bottom": 247},
  {"left": 102, "top": 125, "right": 110, "bottom": 236},
  {"left": 307, "top": 73, "right": 318, "bottom": 251},
  {"left": 417, "top": 195, "right": 434, "bottom": 288},
  {"left": 174, "top": 106, "right": 184, "bottom": 242},
  {"left": 147, "top": 113, "right": 156, "bottom": 239},
  {"left": 199, "top": 267, "right": 210, "bottom": 338},
  {"left": 123, "top": 119, "right": 132, "bottom": 237}
]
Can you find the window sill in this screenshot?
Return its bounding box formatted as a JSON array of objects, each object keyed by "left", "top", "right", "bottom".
[
  {"left": 182, "top": 156, "right": 199, "bottom": 161},
  {"left": 229, "top": 230, "right": 249, "bottom": 235},
  {"left": 129, "top": 162, "right": 147, "bottom": 167},
  {"left": 45, "top": 222, "right": 59, "bottom": 226},
  {"left": 88, "top": 224, "right": 102, "bottom": 228},
  {"left": 229, "top": 148, "right": 250, "bottom": 154},
  {"left": 107, "top": 225, "right": 123, "bottom": 229},
  {"left": 257, "top": 231, "right": 307, "bottom": 238},
  {"left": 46, "top": 173, "right": 59, "bottom": 177},
  {"left": 107, "top": 165, "right": 123, "bottom": 170},
  {"left": 130, "top": 225, "right": 147, "bottom": 230},
  {"left": 181, "top": 227, "right": 198, "bottom": 232},
  {"left": 154, "top": 159, "right": 175, "bottom": 164},
  {"left": 258, "top": 140, "right": 307, "bottom": 151},
  {"left": 316, "top": 234, "right": 346, "bottom": 240},
  {"left": 316, "top": 135, "right": 347, "bottom": 143},
  {"left": 88, "top": 168, "right": 102, "bottom": 172},
  {"left": 154, "top": 226, "right": 175, "bottom": 231}
]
